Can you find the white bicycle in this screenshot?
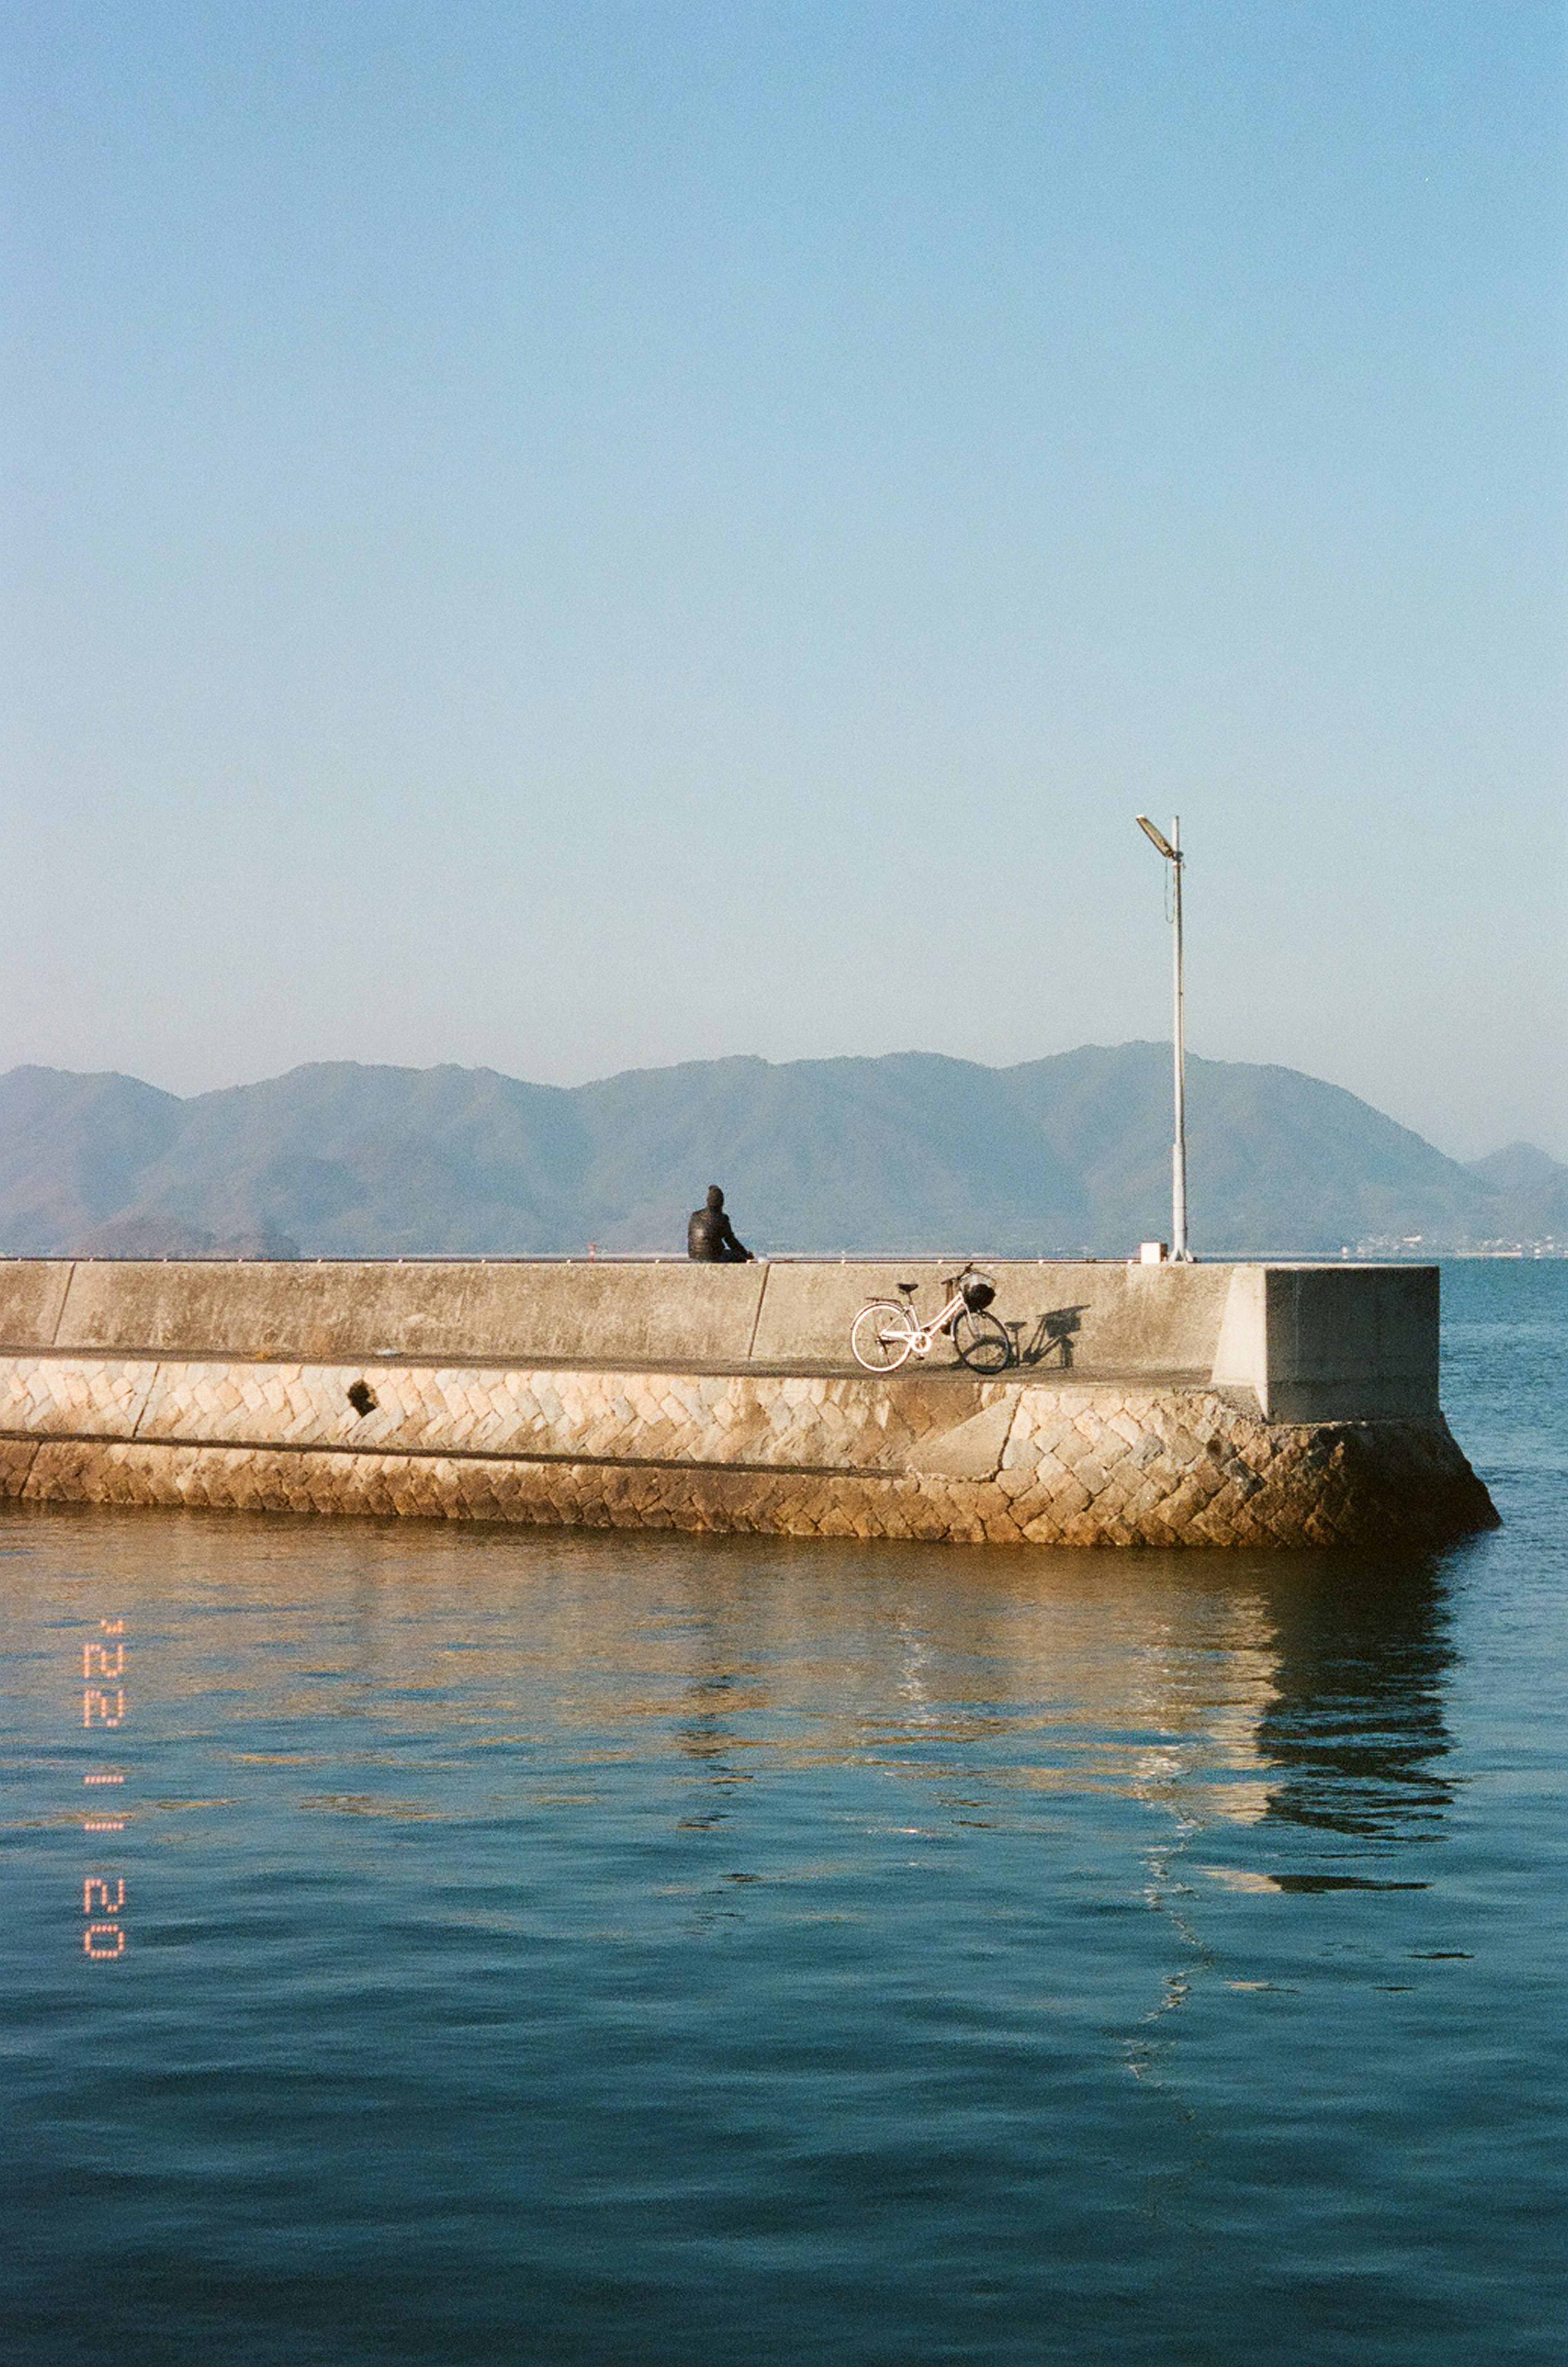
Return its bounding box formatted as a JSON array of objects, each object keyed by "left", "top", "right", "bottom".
[{"left": 850, "top": 1270, "right": 1013, "bottom": 1374}]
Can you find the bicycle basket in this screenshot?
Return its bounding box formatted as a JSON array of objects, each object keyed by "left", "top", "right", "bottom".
[{"left": 960, "top": 1272, "right": 996, "bottom": 1313}]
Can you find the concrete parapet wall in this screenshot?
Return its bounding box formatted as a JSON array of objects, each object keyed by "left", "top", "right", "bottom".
[
  {"left": 740, "top": 1258, "right": 1240, "bottom": 1376},
  {"left": 1211, "top": 1264, "right": 1440, "bottom": 1421},
  {"left": 0, "top": 1255, "right": 1441, "bottom": 1422},
  {"left": 0, "top": 1261, "right": 74, "bottom": 1347},
  {"left": 0, "top": 1256, "right": 771, "bottom": 1368}
]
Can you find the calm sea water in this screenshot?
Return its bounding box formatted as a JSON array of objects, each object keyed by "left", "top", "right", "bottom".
[{"left": 2, "top": 1262, "right": 1565, "bottom": 2367}]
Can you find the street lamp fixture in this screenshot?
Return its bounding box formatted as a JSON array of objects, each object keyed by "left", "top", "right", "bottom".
[{"left": 1135, "top": 814, "right": 1189, "bottom": 1260}]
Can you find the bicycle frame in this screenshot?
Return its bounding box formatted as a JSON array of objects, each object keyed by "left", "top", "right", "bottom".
[
  {"left": 851, "top": 1269, "right": 1009, "bottom": 1374},
  {"left": 897, "top": 1287, "right": 968, "bottom": 1358}
]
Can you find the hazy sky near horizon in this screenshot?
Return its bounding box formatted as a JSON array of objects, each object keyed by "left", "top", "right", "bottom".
[{"left": 3, "top": 1, "right": 1565, "bottom": 1157}]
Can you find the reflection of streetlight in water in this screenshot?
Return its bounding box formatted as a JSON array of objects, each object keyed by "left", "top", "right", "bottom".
[
  {"left": 1254, "top": 1559, "right": 1458, "bottom": 1854},
  {"left": 1129, "top": 1558, "right": 1459, "bottom": 2116},
  {"left": 675, "top": 1663, "right": 759, "bottom": 1832}
]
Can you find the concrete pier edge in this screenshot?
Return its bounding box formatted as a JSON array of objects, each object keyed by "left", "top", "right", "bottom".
[{"left": 0, "top": 1258, "right": 1498, "bottom": 1549}]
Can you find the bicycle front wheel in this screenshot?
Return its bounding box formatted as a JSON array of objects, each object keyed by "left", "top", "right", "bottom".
[
  {"left": 951, "top": 1308, "right": 1012, "bottom": 1373},
  {"left": 852, "top": 1301, "right": 915, "bottom": 1372}
]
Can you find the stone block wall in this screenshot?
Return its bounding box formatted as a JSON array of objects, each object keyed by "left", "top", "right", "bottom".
[{"left": 0, "top": 1348, "right": 1497, "bottom": 1550}]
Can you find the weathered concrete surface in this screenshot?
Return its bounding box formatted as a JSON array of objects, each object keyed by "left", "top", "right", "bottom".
[
  {"left": 0, "top": 1260, "right": 74, "bottom": 1348},
  {"left": 746, "top": 1259, "right": 1236, "bottom": 1380},
  {"left": 0, "top": 1257, "right": 1491, "bottom": 1549},
  {"left": 0, "top": 1355, "right": 161, "bottom": 1439},
  {"left": 1212, "top": 1265, "right": 1439, "bottom": 1420},
  {"left": 0, "top": 1351, "right": 1002, "bottom": 1472},
  {"left": 38, "top": 1257, "right": 771, "bottom": 1367},
  {"left": 23, "top": 1255, "right": 1233, "bottom": 1375},
  {"left": 0, "top": 1255, "right": 1436, "bottom": 1420},
  {"left": 0, "top": 1350, "right": 1496, "bottom": 1549}
]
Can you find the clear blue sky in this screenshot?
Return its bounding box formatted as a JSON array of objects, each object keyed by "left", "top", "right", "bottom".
[{"left": 3, "top": 1, "right": 1564, "bottom": 1156}]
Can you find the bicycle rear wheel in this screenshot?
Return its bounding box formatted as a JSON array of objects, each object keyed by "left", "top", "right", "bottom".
[
  {"left": 951, "top": 1308, "right": 1012, "bottom": 1373},
  {"left": 851, "top": 1301, "right": 915, "bottom": 1372}
]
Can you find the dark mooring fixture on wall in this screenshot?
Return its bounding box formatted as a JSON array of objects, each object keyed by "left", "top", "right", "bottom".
[
  {"left": 346, "top": 1380, "right": 376, "bottom": 1418},
  {"left": 1136, "top": 814, "right": 1189, "bottom": 1262}
]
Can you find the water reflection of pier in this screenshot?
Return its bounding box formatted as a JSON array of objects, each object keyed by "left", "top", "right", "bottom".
[
  {"left": 1256, "top": 1559, "right": 1456, "bottom": 1847},
  {"left": 81, "top": 1514, "right": 1455, "bottom": 1864},
  {"left": 480, "top": 1537, "right": 1460, "bottom": 1854}
]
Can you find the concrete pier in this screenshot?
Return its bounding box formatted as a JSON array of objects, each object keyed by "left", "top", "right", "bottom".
[{"left": 0, "top": 1258, "right": 1497, "bottom": 1548}]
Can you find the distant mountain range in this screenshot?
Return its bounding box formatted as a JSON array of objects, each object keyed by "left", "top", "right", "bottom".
[{"left": 1, "top": 1046, "right": 1563, "bottom": 1261}]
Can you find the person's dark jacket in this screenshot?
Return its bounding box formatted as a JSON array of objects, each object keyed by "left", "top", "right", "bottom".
[{"left": 687, "top": 1188, "right": 753, "bottom": 1262}]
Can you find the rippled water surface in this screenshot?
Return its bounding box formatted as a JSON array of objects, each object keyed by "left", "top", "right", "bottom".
[{"left": 3, "top": 1263, "right": 1565, "bottom": 2365}]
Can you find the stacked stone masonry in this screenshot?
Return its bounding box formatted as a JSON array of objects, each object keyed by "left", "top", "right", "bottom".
[{"left": 0, "top": 1350, "right": 1496, "bottom": 1549}]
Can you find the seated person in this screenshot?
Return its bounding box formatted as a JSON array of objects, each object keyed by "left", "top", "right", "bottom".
[{"left": 687, "top": 1186, "right": 754, "bottom": 1263}]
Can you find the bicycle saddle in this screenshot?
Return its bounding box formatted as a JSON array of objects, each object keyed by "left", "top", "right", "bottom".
[{"left": 897, "top": 1281, "right": 918, "bottom": 1297}]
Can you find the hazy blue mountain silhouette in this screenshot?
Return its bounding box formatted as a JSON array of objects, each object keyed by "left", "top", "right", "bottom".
[
  {"left": 0, "top": 1047, "right": 1560, "bottom": 1258},
  {"left": 0, "top": 1068, "right": 183, "bottom": 1250},
  {"left": 1461, "top": 1142, "right": 1568, "bottom": 1244}
]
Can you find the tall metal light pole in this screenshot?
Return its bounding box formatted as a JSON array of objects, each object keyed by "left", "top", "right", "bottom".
[{"left": 1135, "top": 815, "right": 1189, "bottom": 1260}]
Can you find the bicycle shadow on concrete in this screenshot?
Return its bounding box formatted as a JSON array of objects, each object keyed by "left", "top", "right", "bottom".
[{"left": 1004, "top": 1304, "right": 1087, "bottom": 1369}]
